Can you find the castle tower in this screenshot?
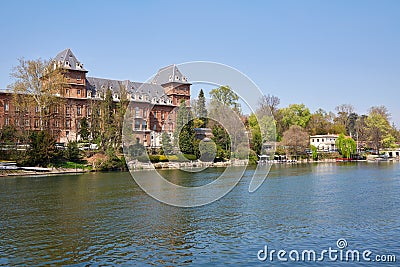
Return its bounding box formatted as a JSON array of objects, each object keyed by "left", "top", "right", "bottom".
[{"left": 151, "top": 64, "right": 191, "bottom": 106}]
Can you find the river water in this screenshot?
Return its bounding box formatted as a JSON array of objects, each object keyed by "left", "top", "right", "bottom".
[{"left": 0, "top": 163, "right": 399, "bottom": 266}]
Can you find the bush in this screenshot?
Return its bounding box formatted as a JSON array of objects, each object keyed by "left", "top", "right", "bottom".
[
  {"left": 183, "top": 154, "right": 197, "bottom": 161},
  {"left": 248, "top": 150, "right": 258, "bottom": 165}
]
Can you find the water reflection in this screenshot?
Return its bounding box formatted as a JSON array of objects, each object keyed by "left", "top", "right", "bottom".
[{"left": 0, "top": 163, "right": 399, "bottom": 266}]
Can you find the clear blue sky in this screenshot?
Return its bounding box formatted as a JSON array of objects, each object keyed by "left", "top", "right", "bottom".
[{"left": 1, "top": 0, "right": 399, "bottom": 125}]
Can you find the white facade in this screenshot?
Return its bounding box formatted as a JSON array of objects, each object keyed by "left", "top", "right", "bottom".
[{"left": 310, "top": 134, "right": 338, "bottom": 152}]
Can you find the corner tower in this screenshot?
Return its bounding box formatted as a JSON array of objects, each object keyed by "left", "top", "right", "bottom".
[{"left": 151, "top": 64, "right": 191, "bottom": 106}]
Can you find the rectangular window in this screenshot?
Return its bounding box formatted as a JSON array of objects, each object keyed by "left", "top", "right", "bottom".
[
  {"left": 161, "top": 112, "right": 165, "bottom": 120},
  {"left": 66, "top": 106, "right": 70, "bottom": 115},
  {"left": 34, "top": 120, "right": 39, "bottom": 128},
  {"left": 135, "top": 120, "right": 140, "bottom": 130},
  {"left": 4, "top": 102, "right": 9, "bottom": 111},
  {"left": 66, "top": 120, "right": 70, "bottom": 128},
  {"left": 77, "top": 89, "right": 81, "bottom": 95},
  {"left": 54, "top": 105, "right": 59, "bottom": 114},
  {"left": 15, "top": 119, "right": 19, "bottom": 126},
  {"left": 55, "top": 120, "right": 60, "bottom": 127},
  {"left": 142, "top": 121, "right": 147, "bottom": 130},
  {"left": 4, "top": 118, "right": 9, "bottom": 126},
  {"left": 87, "top": 108, "right": 91, "bottom": 116},
  {"left": 25, "top": 119, "right": 30, "bottom": 127},
  {"left": 66, "top": 89, "right": 69, "bottom": 95},
  {"left": 77, "top": 106, "right": 82, "bottom": 115},
  {"left": 143, "top": 110, "right": 147, "bottom": 117}
]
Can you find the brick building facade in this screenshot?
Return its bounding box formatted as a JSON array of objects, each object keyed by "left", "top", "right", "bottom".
[{"left": 0, "top": 48, "right": 191, "bottom": 148}]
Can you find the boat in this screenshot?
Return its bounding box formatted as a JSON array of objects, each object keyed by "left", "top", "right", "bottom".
[{"left": 257, "top": 155, "right": 270, "bottom": 164}]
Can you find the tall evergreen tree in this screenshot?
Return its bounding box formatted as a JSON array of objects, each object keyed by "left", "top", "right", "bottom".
[
  {"left": 197, "top": 89, "right": 208, "bottom": 127},
  {"left": 174, "top": 100, "right": 196, "bottom": 155}
]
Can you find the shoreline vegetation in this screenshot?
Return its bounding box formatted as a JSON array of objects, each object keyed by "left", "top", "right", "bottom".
[{"left": 2, "top": 158, "right": 399, "bottom": 178}]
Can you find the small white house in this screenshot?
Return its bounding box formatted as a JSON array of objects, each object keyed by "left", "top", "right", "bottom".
[{"left": 310, "top": 134, "right": 339, "bottom": 152}]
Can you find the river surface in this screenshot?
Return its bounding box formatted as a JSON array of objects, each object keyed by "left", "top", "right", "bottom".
[{"left": 0, "top": 163, "right": 399, "bottom": 266}]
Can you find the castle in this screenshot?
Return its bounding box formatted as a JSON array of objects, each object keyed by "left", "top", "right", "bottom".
[{"left": 0, "top": 48, "right": 191, "bottom": 148}]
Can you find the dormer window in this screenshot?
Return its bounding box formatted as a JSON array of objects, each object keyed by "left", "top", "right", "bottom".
[
  {"left": 175, "top": 76, "right": 179, "bottom": 81},
  {"left": 169, "top": 75, "right": 172, "bottom": 81}
]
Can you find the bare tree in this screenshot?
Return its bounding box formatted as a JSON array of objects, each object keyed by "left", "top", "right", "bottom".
[
  {"left": 258, "top": 94, "right": 280, "bottom": 116},
  {"left": 282, "top": 125, "right": 309, "bottom": 159},
  {"left": 9, "top": 58, "right": 65, "bottom": 131}
]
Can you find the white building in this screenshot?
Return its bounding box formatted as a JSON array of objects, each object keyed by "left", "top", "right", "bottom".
[{"left": 310, "top": 134, "right": 339, "bottom": 152}]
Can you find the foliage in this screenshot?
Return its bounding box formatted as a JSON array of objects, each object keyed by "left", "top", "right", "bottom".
[
  {"left": 0, "top": 125, "right": 18, "bottom": 144},
  {"left": 248, "top": 113, "right": 262, "bottom": 155},
  {"left": 129, "top": 141, "right": 146, "bottom": 157},
  {"left": 197, "top": 140, "right": 216, "bottom": 162},
  {"left": 79, "top": 117, "right": 90, "bottom": 141},
  {"left": 366, "top": 107, "right": 393, "bottom": 154},
  {"left": 161, "top": 132, "right": 174, "bottom": 155},
  {"left": 19, "top": 131, "right": 59, "bottom": 167},
  {"left": 65, "top": 141, "right": 81, "bottom": 162},
  {"left": 196, "top": 89, "right": 208, "bottom": 127},
  {"left": 209, "top": 85, "right": 241, "bottom": 113},
  {"left": 311, "top": 145, "right": 318, "bottom": 161},
  {"left": 335, "top": 134, "right": 356, "bottom": 159},
  {"left": 279, "top": 104, "right": 311, "bottom": 131},
  {"left": 174, "top": 100, "right": 196, "bottom": 155},
  {"left": 212, "top": 125, "right": 231, "bottom": 160}
]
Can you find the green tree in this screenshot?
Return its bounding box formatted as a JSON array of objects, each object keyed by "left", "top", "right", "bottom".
[
  {"left": 129, "top": 141, "right": 146, "bottom": 157},
  {"left": 366, "top": 107, "right": 393, "bottom": 154},
  {"left": 0, "top": 125, "right": 18, "bottom": 144},
  {"left": 212, "top": 124, "right": 231, "bottom": 160},
  {"left": 311, "top": 145, "right": 318, "bottom": 161},
  {"left": 65, "top": 141, "right": 81, "bottom": 162},
  {"left": 196, "top": 89, "right": 208, "bottom": 127},
  {"left": 248, "top": 113, "right": 262, "bottom": 155},
  {"left": 209, "top": 85, "right": 240, "bottom": 113},
  {"left": 79, "top": 117, "right": 90, "bottom": 141},
  {"left": 161, "top": 132, "right": 174, "bottom": 155},
  {"left": 174, "top": 100, "right": 196, "bottom": 155},
  {"left": 336, "top": 134, "right": 356, "bottom": 159},
  {"left": 279, "top": 104, "right": 311, "bottom": 131},
  {"left": 197, "top": 140, "right": 216, "bottom": 162},
  {"left": 22, "top": 131, "right": 58, "bottom": 167}
]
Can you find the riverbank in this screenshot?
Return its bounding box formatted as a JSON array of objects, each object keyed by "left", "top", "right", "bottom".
[
  {"left": 2, "top": 158, "right": 399, "bottom": 177},
  {"left": 0, "top": 167, "right": 86, "bottom": 177}
]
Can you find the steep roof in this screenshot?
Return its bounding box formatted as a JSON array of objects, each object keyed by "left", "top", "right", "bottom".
[
  {"left": 151, "top": 64, "right": 190, "bottom": 85},
  {"left": 86, "top": 77, "right": 172, "bottom": 104},
  {"left": 54, "top": 48, "right": 87, "bottom": 72}
]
